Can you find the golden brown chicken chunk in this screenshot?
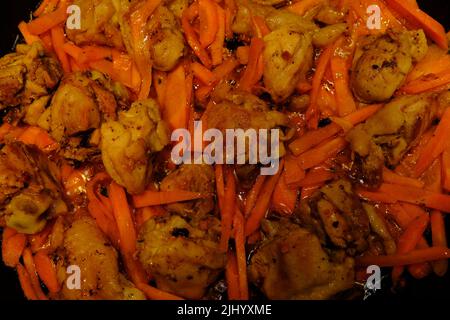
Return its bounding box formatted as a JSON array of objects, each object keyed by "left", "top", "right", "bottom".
[
  {"left": 147, "top": 6, "right": 185, "bottom": 71},
  {"left": 346, "top": 93, "right": 444, "bottom": 188},
  {"left": 138, "top": 214, "right": 226, "bottom": 299},
  {"left": 0, "top": 143, "right": 66, "bottom": 234},
  {"left": 0, "top": 42, "right": 61, "bottom": 110},
  {"left": 262, "top": 11, "right": 315, "bottom": 102},
  {"left": 232, "top": 0, "right": 275, "bottom": 36},
  {"left": 298, "top": 179, "right": 370, "bottom": 255},
  {"left": 160, "top": 164, "right": 215, "bottom": 217},
  {"left": 248, "top": 219, "right": 355, "bottom": 300},
  {"left": 101, "top": 99, "right": 169, "bottom": 194},
  {"left": 56, "top": 215, "right": 145, "bottom": 300},
  {"left": 65, "top": 0, "right": 127, "bottom": 49},
  {"left": 351, "top": 30, "right": 428, "bottom": 103}
]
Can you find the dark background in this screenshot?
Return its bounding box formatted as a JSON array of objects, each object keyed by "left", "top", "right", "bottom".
[{"left": 0, "top": 0, "right": 449, "bottom": 301}]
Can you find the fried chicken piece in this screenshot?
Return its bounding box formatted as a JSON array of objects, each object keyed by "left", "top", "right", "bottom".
[
  {"left": 160, "top": 164, "right": 215, "bottom": 217},
  {"left": 101, "top": 99, "right": 169, "bottom": 194},
  {"left": 346, "top": 93, "right": 445, "bottom": 188},
  {"left": 138, "top": 214, "right": 226, "bottom": 299},
  {"left": 57, "top": 215, "right": 145, "bottom": 300},
  {"left": 0, "top": 42, "right": 61, "bottom": 111},
  {"left": 248, "top": 219, "right": 355, "bottom": 300},
  {"left": 351, "top": 30, "right": 428, "bottom": 103},
  {"left": 0, "top": 143, "right": 66, "bottom": 234}
]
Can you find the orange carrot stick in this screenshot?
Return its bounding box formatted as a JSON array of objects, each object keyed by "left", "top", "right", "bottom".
[
  {"left": 2, "top": 232, "right": 27, "bottom": 267},
  {"left": 283, "top": 156, "right": 306, "bottom": 186},
  {"left": 225, "top": 251, "right": 241, "bottom": 300},
  {"left": 18, "top": 21, "right": 41, "bottom": 45},
  {"left": 244, "top": 175, "right": 266, "bottom": 217},
  {"left": 22, "top": 248, "right": 48, "bottom": 300},
  {"left": 34, "top": 250, "right": 60, "bottom": 293},
  {"left": 17, "top": 263, "right": 38, "bottom": 300},
  {"left": 245, "top": 160, "right": 284, "bottom": 236},
  {"left": 400, "top": 71, "right": 450, "bottom": 94},
  {"left": 239, "top": 37, "right": 264, "bottom": 92},
  {"left": 430, "top": 210, "right": 448, "bottom": 276},
  {"left": 191, "top": 62, "right": 216, "bottom": 85},
  {"left": 50, "top": 26, "right": 71, "bottom": 73},
  {"left": 297, "top": 137, "right": 347, "bottom": 170},
  {"left": 271, "top": 170, "right": 298, "bottom": 215},
  {"left": 198, "top": 0, "right": 219, "bottom": 48},
  {"left": 442, "top": 151, "right": 450, "bottom": 192},
  {"left": 356, "top": 247, "right": 450, "bottom": 267},
  {"left": 133, "top": 190, "right": 205, "bottom": 208},
  {"left": 137, "top": 282, "right": 184, "bottom": 300},
  {"left": 27, "top": 4, "right": 68, "bottom": 35},
  {"left": 163, "top": 64, "right": 189, "bottom": 130},
  {"left": 234, "top": 209, "right": 249, "bottom": 300},
  {"left": 210, "top": 5, "right": 225, "bottom": 65},
  {"left": 382, "top": 167, "right": 425, "bottom": 188},
  {"left": 220, "top": 168, "right": 236, "bottom": 252}
]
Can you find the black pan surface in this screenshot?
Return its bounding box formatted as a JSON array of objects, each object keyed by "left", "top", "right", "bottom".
[{"left": 0, "top": 0, "right": 449, "bottom": 301}]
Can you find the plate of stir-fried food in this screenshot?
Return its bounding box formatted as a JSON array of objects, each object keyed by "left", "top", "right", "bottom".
[{"left": 0, "top": 0, "right": 449, "bottom": 301}]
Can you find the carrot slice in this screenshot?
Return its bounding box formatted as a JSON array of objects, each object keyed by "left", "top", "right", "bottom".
[
  {"left": 198, "top": 0, "right": 219, "bottom": 48},
  {"left": 225, "top": 251, "right": 241, "bottom": 300},
  {"left": 442, "top": 151, "right": 450, "bottom": 192},
  {"left": 137, "top": 283, "right": 184, "bottom": 300},
  {"left": 2, "top": 232, "right": 27, "bottom": 267},
  {"left": 133, "top": 190, "right": 205, "bottom": 208},
  {"left": 219, "top": 168, "right": 236, "bottom": 252},
  {"left": 17, "top": 263, "right": 38, "bottom": 300},
  {"left": 34, "top": 250, "right": 60, "bottom": 293},
  {"left": 27, "top": 4, "right": 68, "bottom": 35},
  {"left": 356, "top": 247, "right": 450, "bottom": 267},
  {"left": 22, "top": 248, "right": 48, "bottom": 300},
  {"left": 245, "top": 160, "right": 284, "bottom": 236},
  {"left": 239, "top": 38, "right": 265, "bottom": 92},
  {"left": 50, "top": 26, "right": 71, "bottom": 73},
  {"left": 271, "top": 170, "right": 298, "bottom": 215},
  {"left": 430, "top": 210, "right": 448, "bottom": 276},
  {"left": 297, "top": 137, "right": 347, "bottom": 170},
  {"left": 191, "top": 62, "right": 216, "bottom": 85},
  {"left": 382, "top": 167, "right": 425, "bottom": 188},
  {"left": 18, "top": 21, "right": 41, "bottom": 45},
  {"left": 210, "top": 5, "right": 226, "bottom": 65},
  {"left": 234, "top": 209, "right": 249, "bottom": 300},
  {"left": 400, "top": 71, "right": 450, "bottom": 94},
  {"left": 163, "top": 64, "right": 189, "bottom": 130}
]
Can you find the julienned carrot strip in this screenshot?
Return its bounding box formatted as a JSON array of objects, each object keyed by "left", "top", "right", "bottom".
[
  {"left": 245, "top": 160, "right": 284, "bottom": 236},
  {"left": 271, "top": 170, "right": 298, "bottom": 215},
  {"left": 191, "top": 62, "right": 216, "bottom": 85},
  {"left": 109, "top": 182, "right": 137, "bottom": 255},
  {"left": 27, "top": 4, "right": 68, "bottom": 35},
  {"left": 199, "top": 0, "right": 219, "bottom": 48},
  {"left": 295, "top": 165, "right": 335, "bottom": 187},
  {"left": 442, "top": 151, "right": 450, "bottom": 192},
  {"left": 234, "top": 209, "right": 249, "bottom": 300},
  {"left": 236, "top": 46, "right": 250, "bottom": 64},
  {"left": 17, "top": 263, "right": 38, "bottom": 300},
  {"left": 220, "top": 168, "right": 236, "bottom": 252},
  {"left": 329, "top": 39, "right": 356, "bottom": 117},
  {"left": 210, "top": 5, "right": 225, "bottom": 65},
  {"left": 251, "top": 15, "right": 270, "bottom": 38},
  {"left": 182, "top": 4, "right": 212, "bottom": 68},
  {"left": 34, "top": 250, "right": 60, "bottom": 293},
  {"left": 133, "top": 190, "right": 204, "bottom": 208},
  {"left": 405, "top": 46, "right": 450, "bottom": 83},
  {"left": 163, "top": 64, "right": 189, "bottom": 130},
  {"left": 287, "top": 0, "right": 324, "bottom": 16},
  {"left": 225, "top": 251, "right": 241, "bottom": 300},
  {"left": 123, "top": 252, "right": 147, "bottom": 285},
  {"left": 18, "top": 126, "right": 58, "bottom": 151},
  {"left": 306, "top": 44, "right": 334, "bottom": 129},
  {"left": 357, "top": 188, "right": 397, "bottom": 203},
  {"left": 239, "top": 37, "right": 264, "bottom": 92},
  {"left": 414, "top": 107, "right": 450, "bottom": 177},
  {"left": 137, "top": 282, "right": 184, "bottom": 300},
  {"left": 430, "top": 210, "right": 448, "bottom": 276},
  {"left": 22, "top": 248, "right": 47, "bottom": 300},
  {"left": 283, "top": 156, "right": 305, "bottom": 186},
  {"left": 244, "top": 175, "right": 266, "bottom": 217},
  {"left": 29, "top": 223, "right": 52, "bottom": 253},
  {"left": 2, "top": 232, "right": 27, "bottom": 267},
  {"left": 289, "top": 124, "right": 341, "bottom": 156},
  {"left": 62, "top": 42, "right": 84, "bottom": 60},
  {"left": 356, "top": 247, "right": 450, "bottom": 267},
  {"left": 400, "top": 71, "right": 450, "bottom": 94},
  {"left": 18, "top": 21, "right": 41, "bottom": 45},
  {"left": 50, "top": 26, "right": 71, "bottom": 73},
  {"left": 153, "top": 70, "right": 167, "bottom": 107},
  {"left": 385, "top": 0, "right": 448, "bottom": 50},
  {"left": 297, "top": 137, "right": 347, "bottom": 170},
  {"left": 391, "top": 214, "right": 429, "bottom": 283},
  {"left": 382, "top": 167, "right": 425, "bottom": 188},
  {"left": 224, "top": 0, "right": 236, "bottom": 38}
]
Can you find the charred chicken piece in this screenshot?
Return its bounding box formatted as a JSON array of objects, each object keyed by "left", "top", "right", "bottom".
[
  {"left": 138, "top": 214, "right": 226, "bottom": 299},
  {"left": 298, "top": 179, "right": 370, "bottom": 255},
  {"left": 56, "top": 215, "right": 145, "bottom": 300},
  {"left": 351, "top": 30, "right": 428, "bottom": 103},
  {"left": 101, "top": 99, "right": 169, "bottom": 194},
  {"left": 248, "top": 218, "right": 355, "bottom": 300},
  {"left": 160, "top": 164, "right": 215, "bottom": 217},
  {"left": 0, "top": 42, "right": 61, "bottom": 112},
  {"left": 0, "top": 142, "right": 66, "bottom": 234},
  {"left": 346, "top": 93, "right": 445, "bottom": 188}
]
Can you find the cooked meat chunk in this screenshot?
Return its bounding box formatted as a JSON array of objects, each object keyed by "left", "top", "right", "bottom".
[
  {"left": 346, "top": 93, "right": 444, "bottom": 188},
  {"left": 248, "top": 219, "right": 355, "bottom": 299},
  {"left": 299, "top": 179, "right": 370, "bottom": 254},
  {"left": 66, "top": 0, "right": 127, "bottom": 49},
  {"left": 351, "top": 30, "right": 428, "bottom": 103},
  {"left": 138, "top": 214, "right": 226, "bottom": 299},
  {"left": 101, "top": 99, "right": 169, "bottom": 194},
  {"left": 57, "top": 215, "right": 145, "bottom": 300},
  {"left": 160, "top": 164, "right": 215, "bottom": 217},
  {"left": 0, "top": 42, "right": 61, "bottom": 110},
  {"left": 0, "top": 143, "right": 66, "bottom": 234},
  {"left": 147, "top": 6, "right": 185, "bottom": 71},
  {"left": 263, "top": 11, "right": 315, "bottom": 102},
  {"left": 232, "top": 0, "right": 275, "bottom": 35}
]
